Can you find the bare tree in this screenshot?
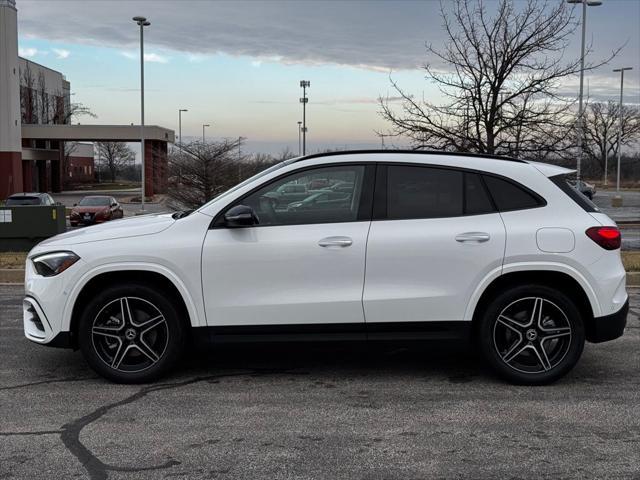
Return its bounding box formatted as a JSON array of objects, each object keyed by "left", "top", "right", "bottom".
[
  {"left": 379, "top": 0, "right": 618, "bottom": 159},
  {"left": 583, "top": 101, "right": 640, "bottom": 175},
  {"left": 96, "top": 142, "right": 136, "bottom": 183},
  {"left": 168, "top": 138, "right": 279, "bottom": 209}
]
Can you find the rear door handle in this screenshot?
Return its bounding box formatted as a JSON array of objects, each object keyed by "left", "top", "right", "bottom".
[
  {"left": 318, "top": 236, "right": 353, "bottom": 248},
  {"left": 455, "top": 232, "right": 490, "bottom": 243}
]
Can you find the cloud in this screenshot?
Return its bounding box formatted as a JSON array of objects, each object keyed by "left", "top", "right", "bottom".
[
  {"left": 18, "top": 47, "right": 38, "bottom": 57},
  {"left": 14, "top": 0, "right": 640, "bottom": 97},
  {"left": 52, "top": 48, "right": 70, "bottom": 59},
  {"left": 121, "top": 51, "right": 169, "bottom": 63}
]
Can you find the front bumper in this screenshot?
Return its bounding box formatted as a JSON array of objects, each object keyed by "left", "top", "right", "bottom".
[{"left": 585, "top": 299, "right": 628, "bottom": 343}]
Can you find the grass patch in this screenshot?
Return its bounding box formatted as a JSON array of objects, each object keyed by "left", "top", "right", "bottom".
[
  {"left": 622, "top": 251, "right": 640, "bottom": 272},
  {"left": 0, "top": 252, "right": 28, "bottom": 269}
]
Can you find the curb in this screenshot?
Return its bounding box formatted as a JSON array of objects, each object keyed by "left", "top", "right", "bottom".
[{"left": 1, "top": 269, "right": 639, "bottom": 287}]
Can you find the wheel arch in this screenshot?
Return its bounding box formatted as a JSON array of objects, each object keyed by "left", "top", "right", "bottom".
[
  {"left": 64, "top": 264, "right": 201, "bottom": 347},
  {"left": 468, "top": 268, "right": 597, "bottom": 337}
]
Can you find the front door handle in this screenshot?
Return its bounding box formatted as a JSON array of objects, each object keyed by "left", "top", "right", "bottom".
[
  {"left": 455, "top": 232, "right": 490, "bottom": 243},
  {"left": 318, "top": 236, "right": 353, "bottom": 248}
]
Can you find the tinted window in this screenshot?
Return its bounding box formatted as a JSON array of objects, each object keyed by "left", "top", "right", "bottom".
[
  {"left": 79, "top": 197, "right": 111, "bottom": 206},
  {"left": 464, "top": 173, "right": 494, "bottom": 215},
  {"left": 238, "top": 165, "right": 365, "bottom": 226},
  {"left": 550, "top": 175, "right": 598, "bottom": 212},
  {"left": 387, "top": 166, "right": 463, "bottom": 219},
  {"left": 482, "top": 175, "right": 543, "bottom": 211},
  {"left": 6, "top": 196, "right": 42, "bottom": 206}
]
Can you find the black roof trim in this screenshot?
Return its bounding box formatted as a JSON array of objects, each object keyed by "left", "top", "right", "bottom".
[{"left": 294, "top": 149, "right": 526, "bottom": 164}]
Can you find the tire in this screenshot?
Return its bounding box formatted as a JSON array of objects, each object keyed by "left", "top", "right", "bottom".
[
  {"left": 78, "top": 283, "right": 186, "bottom": 383},
  {"left": 478, "top": 284, "right": 585, "bottom": 385}
]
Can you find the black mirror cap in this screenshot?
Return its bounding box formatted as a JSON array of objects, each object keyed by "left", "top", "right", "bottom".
[{"left": 224, "top": 204, "right": 259, "bottom": 227}]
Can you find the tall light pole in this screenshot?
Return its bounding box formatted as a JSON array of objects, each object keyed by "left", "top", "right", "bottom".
[
  {"left": 297, "top": 121, "right": 302, "bottom": 156},
  {"left": 202, "top": 124, "right": 210, "bottom": 143},
  {"left": 567, "top": 0, "right": 602, "bottom": 181},
  {"left": 300, "top": 80, "right": 310, "bottom": 155},
  {"left": 613, "top": 67, "right": 632, "bottom": 192},
  {"left": 178, "top": 109, "right": 188, "bottom": 151},
  {"left": 133, "top": 16, "right": 150, "bottom": 212}
]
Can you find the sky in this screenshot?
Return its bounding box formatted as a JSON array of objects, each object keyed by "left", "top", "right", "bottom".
[{"left": 15, "top": 0, "right": 640, "bottom": 155}]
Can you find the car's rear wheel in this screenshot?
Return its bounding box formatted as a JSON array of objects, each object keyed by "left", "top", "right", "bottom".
[
  {"left": 478, "top": 285, "right": 585, "bottom": 385},
  {"left": 78, "top": 283, "right": 186, "bottom": 383}
]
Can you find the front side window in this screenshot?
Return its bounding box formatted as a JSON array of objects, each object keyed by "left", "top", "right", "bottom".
[
  {"left": 387, "top": 165, "right": 463, "bottom": 219},
  {"left": 237, "top": 165, "right": 365, "bottom": 227}
]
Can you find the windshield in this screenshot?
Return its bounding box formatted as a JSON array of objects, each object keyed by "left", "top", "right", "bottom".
[
  {"left": 79, "top": 197, "right": 111, "bottom": 206},
  {"left": 197, "top": 159, "right": 293, "bottom": 211},
  {"left": 6, "top": 196, "right": 41, "bottom": 206}
]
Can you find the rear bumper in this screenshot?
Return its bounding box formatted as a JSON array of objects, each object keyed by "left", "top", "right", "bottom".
[{"left": 585, "top": 299, "right": 628, "bottom": 343}]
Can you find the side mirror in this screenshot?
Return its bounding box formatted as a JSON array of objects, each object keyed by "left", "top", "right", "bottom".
[
  {"left": 73, "top": 203, "right": 77, "bottom": 207},
  {"left": 224, "top": 205, "right": 259, "bottom": 228},
  {"left": 111, "top": 202, "right": 117, "bottom": 207}
]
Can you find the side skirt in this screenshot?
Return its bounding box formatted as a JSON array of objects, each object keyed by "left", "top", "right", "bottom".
[{"left": 195, "top": 321, "right": 471, "bottom": 344}]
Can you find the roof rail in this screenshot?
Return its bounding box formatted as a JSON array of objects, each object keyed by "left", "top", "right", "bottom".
[{"left": 294, "top": 149, "right": 526, "bottom": 163}]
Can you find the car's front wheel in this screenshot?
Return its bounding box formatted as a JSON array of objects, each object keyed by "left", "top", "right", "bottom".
[
  {"left": 478, "top": 285, "right": 585, "bottom": 385},
  {"left": 78, "top": 283, "right": 186, "bottom": 383}
]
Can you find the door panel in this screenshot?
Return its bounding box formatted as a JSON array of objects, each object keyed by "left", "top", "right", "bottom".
[
  {"left": 202, "top": 163, "right": 373, "bottom": 328},
  {"left": 363, "top": 214, "right": 505, "bottom": 323},
  {"left": 202, "top": 222, "right": 370, "bottom": 326}
]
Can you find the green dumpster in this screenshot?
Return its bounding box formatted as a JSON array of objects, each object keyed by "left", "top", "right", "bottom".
[{"left": 0, "top": 206, "right": 67, "bottom": 251}]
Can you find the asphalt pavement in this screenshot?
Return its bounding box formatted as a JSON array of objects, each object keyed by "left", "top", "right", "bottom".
[{"left": 1, "top": 286, "right": 638, "bottom": 479}]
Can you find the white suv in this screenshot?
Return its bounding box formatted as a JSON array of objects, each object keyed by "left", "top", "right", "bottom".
[{"left": 23, "top": 151, "right": 628, "bottom": 384}]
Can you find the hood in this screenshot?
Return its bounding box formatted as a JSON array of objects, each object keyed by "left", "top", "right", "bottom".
[{"left": 39, "top": 213, "right": 175, "bottom": 246}]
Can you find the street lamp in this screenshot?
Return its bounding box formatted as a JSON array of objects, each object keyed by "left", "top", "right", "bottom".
[
  {"left": 567, "top": 0, "right": 602, "bottom": 181},
  {"left": 133, "top": 16, "right": 150, "bottom": 211},
  {"left": 613, "top": 67, "right": 632, "bottom": 192},
  {"left": 297, "top": 121, "right": 302, "bottom": 156},
  {"left": 178, "top": 109, "right": 188, "bottom": 151},
  {"left": 202, "top": 124, "right": 210, "bottom": 143},
  {"left": 300, "top": 80, "right": 310, "bottom": 155}
]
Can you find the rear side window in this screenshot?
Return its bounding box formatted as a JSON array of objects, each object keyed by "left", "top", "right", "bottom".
[
  {"left": 387, "top": 166, "right": 463, "bottom": 219},
  {"left": 550, "top": 175, "right": 599, "bottom": 212},
  {"left": 482, "top": 175, "right": 544, "bottom": 211}
]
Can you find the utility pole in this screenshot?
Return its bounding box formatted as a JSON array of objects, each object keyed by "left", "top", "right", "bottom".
[
  {"left": 297, "top": 121, "right": 302, "bottom": 156},
  {"left": 567, "top": 0, "right": 602, "bottom": 181},
  {"left": 613, "top": 67, "right": 632, "bottom": 192},
  {"left": 202, "top": 124, "right": 210, "bottom": 143},
  {"left": 178, "top": 109, "right": 187, "bottom": 151},
  {"left": 300, "top": 80, "right": 310, "bottom": 155},
  {"left": 133, "top": 15, "right": 150, "bottom": 211}
]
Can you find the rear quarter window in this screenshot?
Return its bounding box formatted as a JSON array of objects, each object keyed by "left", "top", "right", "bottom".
[
  {"left": 550, "top": 175, "right": 599, "bottom": 213},
  {"left": 482, "top": 175, "right": 545, "bottom": 212}
]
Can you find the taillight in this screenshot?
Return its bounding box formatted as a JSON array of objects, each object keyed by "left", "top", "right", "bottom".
[{"left": 586, "top": 226, "right": 621, "bottom": 250}]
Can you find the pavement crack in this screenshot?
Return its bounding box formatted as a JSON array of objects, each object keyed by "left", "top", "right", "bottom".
[
  {"left": 58, "top": 369, "right": 300, "bottom": 480},
  {"left": 0, "top": 430, "right": 63, "bottom": 437}
]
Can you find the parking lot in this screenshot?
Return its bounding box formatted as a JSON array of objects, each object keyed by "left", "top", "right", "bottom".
[{"left": 1, "top": 285, "right": 638, "bottom": 479}]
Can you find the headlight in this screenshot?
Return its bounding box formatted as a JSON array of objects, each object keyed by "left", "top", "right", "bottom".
[{"left": 32, "top": 251, "right": 80, "bottom": 277}]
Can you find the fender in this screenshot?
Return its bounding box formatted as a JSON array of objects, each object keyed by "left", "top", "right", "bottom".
[
  {"left": 464, "top": 261, "right": 601, "bottom": 321},
  {"left": 60, "top": 262, "right": 205, "bottom": 332}
]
